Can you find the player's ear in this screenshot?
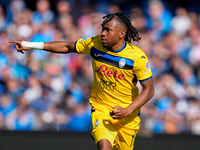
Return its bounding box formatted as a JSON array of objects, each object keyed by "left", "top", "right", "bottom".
[{"left": 119, "top": 30, "right": 126, "bottom": 39}]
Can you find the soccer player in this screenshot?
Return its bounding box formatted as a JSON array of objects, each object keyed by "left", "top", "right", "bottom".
[{"left": 9, "top": 11, "right": 154, "bottom": 150}]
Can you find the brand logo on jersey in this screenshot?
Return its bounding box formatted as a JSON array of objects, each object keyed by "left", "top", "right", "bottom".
[
  {"left": 95, "top": 65, "right": 124, "bottom": 80},
  {"left": 141, "top": 56, "right": 146, "bottom": 59},
  {"left": 95, "top": 119, "right": 99, "bottom": 127},
  {"left": 100, "top": 79, "right": 116, "bottom": 91},
  {"left": 119, "top": 58, "right": 126, "bottom": 68},
  {"left": 94, "top": 53, "right": 103, "bottom": 57}
]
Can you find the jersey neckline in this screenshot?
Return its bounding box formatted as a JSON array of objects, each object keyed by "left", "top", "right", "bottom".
[{"left": 111, "top": 42, "right": 127, "bottom": 53}]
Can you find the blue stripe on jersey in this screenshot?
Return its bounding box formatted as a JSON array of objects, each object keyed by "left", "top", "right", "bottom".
[
  {"left": 139, "top": 76, "right": 152, "bottom": 82},
  {"left": 91, "top": 47, "right": 134, "bottom": 69}
]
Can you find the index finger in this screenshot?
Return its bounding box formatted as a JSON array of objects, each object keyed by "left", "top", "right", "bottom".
[{"left": 8, "top": 41, "right": 21, "bottom": 44}]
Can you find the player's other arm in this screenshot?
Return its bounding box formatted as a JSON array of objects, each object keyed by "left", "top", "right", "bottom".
[
  {"left": 126, "top": 78, "right": 154, "bottom": 113},
  {"left": 8, "top": 40, "right": 77, "bottom": 54},
  {"left": 110, "top": 78, "right": 154, "bottom": 119}
]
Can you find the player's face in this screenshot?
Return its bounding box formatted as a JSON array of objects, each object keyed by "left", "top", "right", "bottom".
[{"left": 101, "top": 18, "right": 124, "bottom": 50}]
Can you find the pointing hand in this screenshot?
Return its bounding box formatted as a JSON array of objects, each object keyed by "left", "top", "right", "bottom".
[{"left": 8, "top": 40, "right": 30, "bottom": 54}]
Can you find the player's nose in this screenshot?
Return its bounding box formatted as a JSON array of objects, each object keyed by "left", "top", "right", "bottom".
[{"left": 101, "top": 30, "right": 106, "bottom": 37}]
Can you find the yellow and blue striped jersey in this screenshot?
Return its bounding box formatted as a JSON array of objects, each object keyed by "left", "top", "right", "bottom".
[{"left": 74, "top": 35, "right": 152, "bottom": 116}]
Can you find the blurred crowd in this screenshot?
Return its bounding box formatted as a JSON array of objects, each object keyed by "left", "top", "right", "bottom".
[{"left": 0, "top": 0, "right": 200, "bottom": 136}]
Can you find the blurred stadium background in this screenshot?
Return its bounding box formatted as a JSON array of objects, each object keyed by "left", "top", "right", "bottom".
[{"left": 0, "top": 0, "right": 200, "bottom": 149}]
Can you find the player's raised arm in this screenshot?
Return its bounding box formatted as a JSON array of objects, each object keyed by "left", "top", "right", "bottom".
[{"left": 8, "top": 40, "right": 77, "bottom": 54}]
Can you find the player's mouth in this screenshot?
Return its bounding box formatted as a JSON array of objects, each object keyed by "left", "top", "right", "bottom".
[{"left": 101, "top": 38, "right": 107, "bottom": 43}]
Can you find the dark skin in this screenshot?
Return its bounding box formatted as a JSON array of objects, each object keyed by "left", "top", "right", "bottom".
[
  {"left": 101, "top": 18, "right": 126, "bottom": 51},
  {"left": 9, "top": 17, "right": 154, "bottom": 150}
]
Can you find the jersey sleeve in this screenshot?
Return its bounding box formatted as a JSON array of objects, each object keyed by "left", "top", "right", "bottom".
[
  {"left": 133, "top": 53, "right": 153, "bottom": 82},
  {"left": 74, "top": 37, "right": 93, "bottom": 55}
]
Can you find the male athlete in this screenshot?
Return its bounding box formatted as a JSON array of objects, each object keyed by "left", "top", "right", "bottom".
[{"left": 9, "top": 11, "right": 154, "bottom": 150}]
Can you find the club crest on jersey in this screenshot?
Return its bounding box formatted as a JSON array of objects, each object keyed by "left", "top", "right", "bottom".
[
  {"left": 119, "top": 58, "right": 126, "bottom": 68},
  {"left": 95, "top": 119, "right": 99, "bottom": 127}
]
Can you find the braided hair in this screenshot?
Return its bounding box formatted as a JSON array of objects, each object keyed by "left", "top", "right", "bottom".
[{"left": 102, "top": 11, "right": 141, "bottom": 43}]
